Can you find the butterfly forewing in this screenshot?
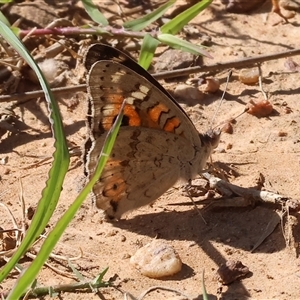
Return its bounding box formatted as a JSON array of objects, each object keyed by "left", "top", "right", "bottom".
[
  {"left": 87, "top": 59, "right": 201, "bottom": 146},
  {"left": 84, "top": 44, "right": 193, "bottom": 119}
]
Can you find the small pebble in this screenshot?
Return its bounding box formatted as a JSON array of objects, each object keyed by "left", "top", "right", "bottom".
[
  {"left": 155, "top": 49, "right": 194, "bottom": 72},
  {"left": 130, "top": 240, "right": 182, "bottom": 278},
  {"left": 202, "top": 77, "right": 220, "bottom": 93},
  {"left": 216, "top": 260, "right": 250, "bottom": 284},
  {"left": 28, "top": 58, "right": 68, "bottom": 86},
  {"left": 222, "top": 121, "right": 233, "bottom": 134},
  {"left": 0, "top": 157, "right": 8, "bottom": 165},
  {"left": 122, "top": 253, "right": 131, "bottom": 259},
  {"left": 105, "top": 229, "right": 118, "bottom": 237},
  {"left": 226, "top": 143, "right": 233, "bottom": 150},
  {"left": 246, "top": 99, "right": 273, "bottom": 117},
  {"left": 278, "top": 131, "right": 287, "bottom": 137},
  {"left": 3, "top": 168, "right": 10, "bottom": 175},
  {"left": 26, "top": 206, "right": 35, "bottom": 220},
  {"left": 239, "top": 68, "right": 259, "bottom": 84},
  {"left": 174, "top": 84, "right": 204, "bottom": 104}
]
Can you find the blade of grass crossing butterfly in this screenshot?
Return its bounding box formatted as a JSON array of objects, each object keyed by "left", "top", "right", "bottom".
[{"left": 7, "top": 102, "right": 125, "bottom": 299}]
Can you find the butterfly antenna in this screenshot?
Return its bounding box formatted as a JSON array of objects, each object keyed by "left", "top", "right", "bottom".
[
  {"left": 209, "top": 70, "right": 232, "bottom": 130},
  {"left": 228, "top": 65, "right": 266, "bottom": 121},
  {"left": 217, "top": 64, "right": 266, "bottom": 125},
  {"left": 258, "top": 64, "right": 268, "bottom": 101}
]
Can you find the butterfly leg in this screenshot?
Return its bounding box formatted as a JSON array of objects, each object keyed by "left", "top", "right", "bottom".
[
  {"left": 271, "top": 0, "right": 295, "bottom": 22},
  {"left": 184, "top": 180, "right": 207, "bottom": 224}
]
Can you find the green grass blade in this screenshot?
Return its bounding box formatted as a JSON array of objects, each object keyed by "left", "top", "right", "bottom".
[
  {"left": 161, "top": 0, "right": 213, "bottom": 35},
  {"left": 158, "top": 33, "right": 212, "bottom": 58},
  {"left": 81, "top": 0, "right": 108, "bottom": 26},
  {"left": 68, "top": 260, "right": 86, "bottom": 281},
  {"left": 0, "top": 21, "right": 69, "bottom": 283},
  {"left": 138, "top": 34, "right": 160, "bottom": 70},
  {"left": 0, "top": 11, "right": 11, "bottom": 25},
  {"left": 6, "top": 102, "right": 125, "bottom": 299},
  {"left": 92, "top": 267, "right": 109, "bottom": 285},
  {"left": 124, "top": 0, "right": 176, "bottom": 31},
  {"left": 202, "top": 270, "right": 208, "bottom": 300}
]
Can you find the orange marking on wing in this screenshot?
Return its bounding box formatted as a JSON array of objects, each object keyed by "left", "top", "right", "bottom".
[
  {"left": 148, "top": 103, "right": 169, "bottom": 124},
  {"left": 163, "top": 116, "right": 181, "bottom": 133},
  {"left": 103, "top": 177, "right": 126, "bottom": 202},
  {"left": 102, "top": 101, "right": 141, "bottom": 130},
  {"left": 109, "top": 92, "right": 124, "bottom": 104},
  {"left": 147, "top": 103, "right": 181, "bottom": 132},
  {"left": 124, "top": 105, "right": 141, "bottom": 126}
]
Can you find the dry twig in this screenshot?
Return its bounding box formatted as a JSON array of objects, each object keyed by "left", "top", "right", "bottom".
[
  {"left": 202, "top": 173, "right": 299, "bottom": 211},
  {"left": 1, "top": 48, "right": 300, "bottom": 103}
]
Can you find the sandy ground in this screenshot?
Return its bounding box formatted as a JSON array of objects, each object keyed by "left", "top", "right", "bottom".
[{"left": 1, "top": 0, "right": 300, "bottom": 299}]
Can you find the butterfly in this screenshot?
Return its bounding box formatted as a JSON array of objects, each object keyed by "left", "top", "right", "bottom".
[{"left": 84, "top": 43, "right": 220, "bottom": 219}]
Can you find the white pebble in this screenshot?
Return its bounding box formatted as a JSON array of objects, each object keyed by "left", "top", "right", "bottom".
[
  {"left": 174, "top": 84, "right": 204, "bottom": 104},
  {"left": 130, "top": 240, "right": 182, "bottom": 278},
  {"left": 239, "top": 68, "right": 259, "bottom": 84}
]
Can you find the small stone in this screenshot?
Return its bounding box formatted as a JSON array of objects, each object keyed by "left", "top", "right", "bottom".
[
  {"left": 28, "top": 58, "right": 68, "bottom": 87},
  {"left": 278, "top": 131, "right": 288, "bottom": 137},
  {"left": 0, "top": 157, "right": 8, "bottom": 165},
  {"left": 214, "top": 147, "right": 226, "bottom": 153},
  {"left": 216, "top": 260, "right": 250, "bottom": 284},
  {"left": 222, "top": 122, "right": 233, "bottom": 134},
  {"left": 201, "top": 77, "right": 220, "bottom": 93},
  {"left": 105, "top": 229, "right": 118, "bottom": 237},
  {"left": 284, "top": 58, "right": 300, "bottom": 72},
  {"left": 122, "top": 253, "right": 131, "bottom": 259},
  {"left": 3, "top": 168, "right": 10, "bottom": 175},
  {"left": 26, "top": 206, "right": 35, "bottom": 220},
  {"left": 130, "top": 240, "right": 182, "bottom": 278},
  {"left": 239, "top": 68, "right": 259, "bottom": 84},
  {"left": 174, "top": 84, "right": 204, "bottom": 105},
  {"left": 226, "top": 143, "right": 233, "bottom": 150},
  {"left": 2, "top": 236, "right": 16, "bottom": 251},
  {"left": 246, "top": 99, "right": 273, "bottom": 117},
  {"left": 155, "top": 49, "right": 194, "bottom": 72}
]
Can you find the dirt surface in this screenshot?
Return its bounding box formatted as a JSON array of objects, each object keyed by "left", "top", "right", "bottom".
[{"left": 1, "top": 1, "right": 300, "bottom": 299}]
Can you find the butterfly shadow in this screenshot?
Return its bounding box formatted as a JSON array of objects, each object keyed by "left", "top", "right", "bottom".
[
  {"left": 113, "top": 200, "right": 300, "bottom": 299},
  {"left": 0, "top": 120, "right": 85, "bottom": 155}
]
